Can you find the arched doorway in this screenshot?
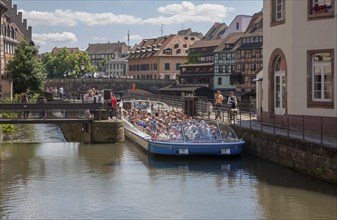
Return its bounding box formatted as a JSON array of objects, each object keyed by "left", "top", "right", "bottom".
[
  {"left": 268, "top": 49, "right": 287, "bottom": 115},
  {"left": 274, "top": 56, "right": 286, "bottom": 115}
]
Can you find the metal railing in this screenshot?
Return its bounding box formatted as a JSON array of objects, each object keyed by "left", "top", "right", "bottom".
[{"left": 122, "top": 94, "right": 336, "bottom": 147}]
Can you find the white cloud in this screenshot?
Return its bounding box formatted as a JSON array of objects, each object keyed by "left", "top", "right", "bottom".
[
  {"left": 126, "top": 34, "right": 143, "bottom": 41},
  {"left": 33, "top": 32, "right": 77, "bottom": 45},
  {"left": 19, "top": 1, "right": 234, "bottom": 27}
]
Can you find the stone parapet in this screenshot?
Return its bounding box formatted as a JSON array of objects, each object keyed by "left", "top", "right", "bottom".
[{"left": 233, "top": 126, "right": 337, "bottom": 184}]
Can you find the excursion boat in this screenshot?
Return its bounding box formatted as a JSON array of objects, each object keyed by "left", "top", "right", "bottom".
[{"left": 120, "top": 99, "right": 245, "bottom": 156}]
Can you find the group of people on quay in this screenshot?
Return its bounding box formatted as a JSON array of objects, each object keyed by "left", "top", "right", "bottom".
[{"left": 122, "top": 106, "right": 222, "bottom": 142}]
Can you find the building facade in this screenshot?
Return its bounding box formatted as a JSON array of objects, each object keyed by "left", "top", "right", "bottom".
[
  {"left": 221, "top": 15, "right": 252, "bottom": 39},
  {"left": 0, "top": 0, "right": 32, "bottom": 98},
  {"left": 86, "top": 42, "right": 129, "bottom": 75},
  {"left": 105, "top": 57, "right": 128, "bottom": 78},
  {"left": 179, "top": 38, "right": 225, "bottom": 89},
  {"left": 235, "top": 11, "right": 263, "bottom": 100},
  {"left": 262, "top": 0, "right": 336, "bottom": 128},
  {"left": 128, "top": 35, "right": 199, "bottom": 80},
  {"left": 213, "top": 32, "right": 244, "bottom": 92}
]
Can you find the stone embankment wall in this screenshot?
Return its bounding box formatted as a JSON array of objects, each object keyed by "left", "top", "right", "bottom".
[
  {"left": 60, "top": 120, "right": 124, "bottom": 144},
  {"left": 233, "top": 127, "right": 337, "bottom": 184}
]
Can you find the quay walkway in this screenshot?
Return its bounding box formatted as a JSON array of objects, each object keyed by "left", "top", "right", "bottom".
[{"left": 202, "top": 112, "right": 337, "bottom": 148}]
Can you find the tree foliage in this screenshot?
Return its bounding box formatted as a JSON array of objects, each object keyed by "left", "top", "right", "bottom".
[
  {"left": 42, "top": 49, "right": 96, "bottom": 78},
  {"left": 187, "top": 51, "right": 202, "bottom": 64},
  {"left": 5, "top": 40, "right": 46, "bottom": 94}
]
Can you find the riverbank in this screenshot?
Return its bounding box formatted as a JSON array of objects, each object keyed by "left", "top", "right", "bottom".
[{"left": 233, "top": 126, "right": 337, "bottom": 185}]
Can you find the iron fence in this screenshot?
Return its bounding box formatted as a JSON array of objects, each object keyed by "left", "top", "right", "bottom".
[{"left": 120, "top": 94, "right": 336, "bottom": 147}]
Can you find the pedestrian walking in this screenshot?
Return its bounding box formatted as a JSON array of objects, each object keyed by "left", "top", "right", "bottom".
[{"left": 214, "top": 90, "right": 223, "bottom": 120}]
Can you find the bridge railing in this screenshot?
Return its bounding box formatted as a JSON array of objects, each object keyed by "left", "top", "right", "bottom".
[{"left": 0, "top": 102, "right": 107, "bottom": 121}]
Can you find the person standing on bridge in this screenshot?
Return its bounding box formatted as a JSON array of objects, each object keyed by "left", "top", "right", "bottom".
[{"left": 21, "top": 89, "right": 30, "bottom": 119}]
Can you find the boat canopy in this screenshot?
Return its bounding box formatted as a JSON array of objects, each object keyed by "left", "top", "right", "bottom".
[{"left": 155, "top": 121, "right": 240, "bottom": 143}]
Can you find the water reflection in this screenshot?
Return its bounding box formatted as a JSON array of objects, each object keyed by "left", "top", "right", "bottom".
[
  {"left": 77, "top": 143, "right": 124, "bottom": 176},
  {"left": 0, "top": 134, "right": 336, "bottom": 219}
]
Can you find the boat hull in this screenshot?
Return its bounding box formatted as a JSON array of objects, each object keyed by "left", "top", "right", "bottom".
[{"left": 124, "top": 125, "right": 244, "bottom": 156}]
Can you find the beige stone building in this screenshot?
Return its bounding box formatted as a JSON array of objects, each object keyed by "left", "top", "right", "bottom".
[
  {"left": 128, "top": 35, "right": 200, "bottom": 80},
  {"left": 0, "top": 0, "right": 32, "bottom": 98},
  {"left": 261, "top": 0, "right": 336, "bottom": 130}
]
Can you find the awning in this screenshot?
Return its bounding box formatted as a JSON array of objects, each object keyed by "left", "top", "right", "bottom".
[
  {"left": 180, "top": 62, "right": 214, "bottom": 67},
  {"left": 178, "top": 74, "right": 213, "bottom": 78},
  {"left": 253, "top": 69, "right": 263, "bottom": 81}
]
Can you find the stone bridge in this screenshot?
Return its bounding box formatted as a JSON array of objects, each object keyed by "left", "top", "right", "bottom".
[{"left": 45, "top": 78, "right": 176, "bottom": 94}]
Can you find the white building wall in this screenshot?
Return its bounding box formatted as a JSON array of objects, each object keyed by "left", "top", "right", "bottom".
[
  {"left": 221, "top": 15, "right": 252, "bottom": 39},
  {"left": 263, "top": 0, "right": 337, "bottom": 117}
]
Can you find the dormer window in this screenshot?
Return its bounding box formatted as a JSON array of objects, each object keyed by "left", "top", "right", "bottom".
[
  {"left": 236, "top": 22, "right": 240, "bottom": 30},
  {"left": 183, "top": 44, "right": 187, "bottom": 48},
  {"left": 174, "top": 43, "right": 179, "bottom": 48},
  {"left": 163, "top": 48, "right": 172, "bottom": 55},
  {"left": 191, "top": 37, "right": 195, "bottom": 41},
  {"left": 176, "top": 49, "right": 181, "bottom": 54}
]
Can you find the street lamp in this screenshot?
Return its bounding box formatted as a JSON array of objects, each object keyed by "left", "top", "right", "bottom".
[{"left": 80, "top": 63, "right": 85, "bottom": 103}]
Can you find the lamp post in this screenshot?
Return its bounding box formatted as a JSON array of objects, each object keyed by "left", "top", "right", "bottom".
[
  {"left": 63, "top": 72, "right": 67, "bottom": 92},
  {"left": 80, "top": 63, "right": 85, "bottom": 103}
]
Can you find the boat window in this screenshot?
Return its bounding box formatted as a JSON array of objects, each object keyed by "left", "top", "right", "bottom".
[
  {"left": 157, "top": 123, "right": 184, "bottom": 143},
  {"left": 182, "top": 121, "right": 222, "bottom": 143},
  {"left": 218, "top": 124, "right": 239, "bottom": 142}
]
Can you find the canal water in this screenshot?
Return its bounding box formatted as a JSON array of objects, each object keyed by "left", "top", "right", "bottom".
[{"left": 0, "top": 124, "right": 336, "bottom": 219}]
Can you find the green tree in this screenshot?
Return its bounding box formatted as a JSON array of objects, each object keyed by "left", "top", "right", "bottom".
[
  {"left": 5, "top": 40, "right": 46, "bottom": 94},
  {"left": 187, "top": 51, "right": 202, "bottom": 64},
  {"left": 43, "top": 48, "right": 95, "bottom": 78}
]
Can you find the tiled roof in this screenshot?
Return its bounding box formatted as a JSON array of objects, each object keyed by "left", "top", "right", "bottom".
[
  {"left": 129, "top": 34, "right": 200, "bottom": 58},
  {"left": 203, "top": 22, "right": 228, "bottom": 40},
  {"left": 189, "top": 38, "right": 225, "bottom": 49},
  {"left": 237, "top": 42, "right": 262, "bottom": 50},
  {"left": 214, "top": 32, "right": 244, "bottom": 52},
  {"left": 0, "top": 1, "right": 7, "bottom": 9},
  {"left": 86, "top": 42, "right": 127, "bottom": 54}
]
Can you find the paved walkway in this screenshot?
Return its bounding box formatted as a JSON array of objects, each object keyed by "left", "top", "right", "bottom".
[{"left": 201, "top": 112, "right": 337, "bottom": 149}]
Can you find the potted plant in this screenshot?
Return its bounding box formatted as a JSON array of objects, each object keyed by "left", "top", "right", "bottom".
[{"left": 312, "top": 4, "right": 327, "bottom": 14}]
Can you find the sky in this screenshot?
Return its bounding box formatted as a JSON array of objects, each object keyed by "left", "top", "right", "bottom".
[{"left": 13, "top": 0, "right": 263, "bottom": 53}]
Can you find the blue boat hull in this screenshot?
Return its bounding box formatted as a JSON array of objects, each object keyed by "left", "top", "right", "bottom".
[{"left": 148, "top": 141, "right": 244, "bottom": 156}]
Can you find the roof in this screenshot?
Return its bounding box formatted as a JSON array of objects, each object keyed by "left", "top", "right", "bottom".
[
  {"left": 244, "top": 11, "right": 263, "bottom": 35},
  {"left": 129, "top": 34, "right": 200, "bottom": 59},
  {"left": 0, "top": 1, "right": 8, "bottom": 10},
  {"left": 203, "top": 22, "right": 228, "bottom": 40},
  {"left": 214, "top": 32, "right": 244, "bottom": 52},
  {"left": 189, "top": 38, "right": 225, "bottom": 49},
  {"left": 86, "top": 42, "right": 127, "bottom": 54},
  {"left": 237, "top": 41, "right": 262, "bottom": 50},
  {"left": 158, "top": 85, "right": 210, "bottom": 92}
]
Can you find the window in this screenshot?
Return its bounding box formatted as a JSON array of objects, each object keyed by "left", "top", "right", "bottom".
[
  {"left": 240, "top": 50, "right": 245, "bottom": 58},
  {"left": 307, "top": 50, "right": 334, "bottom": 108},
  {"left": 275, "top": 0, "right": 285, "bottom": 21},
  {"left": 218, "top": 77, "right": 222, "bottom": 85},
  {"left": 236, "top": 22, "right": 240, "bottom": 30},
  {"left": 271, "top": 0, "right": 285, "bottom": 26},
  {"left": 164, "top": 48, "right": 172, "bottom": 55},
  {"left": 165, "top": 63, "right": 170, "bottom": 70},
  {"left": 176, "top": 63, "right": 181, "bottom": 70},
  {"left": 308, "top": 0, "right": 334, "bottom": 19}
]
